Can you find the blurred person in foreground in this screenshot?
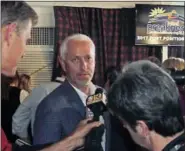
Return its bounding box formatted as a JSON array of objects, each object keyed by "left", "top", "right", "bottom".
[
  {"left": 107, "top": 60, "right": 185, "bottom": 151},
  {"left": 104, "top": 66, "right": 120, "bottom": 91},
  {"left": 1, "top": 1, "right": 102, "bottom": 151}
]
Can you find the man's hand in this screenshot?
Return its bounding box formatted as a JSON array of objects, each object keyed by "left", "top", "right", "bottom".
[{"left": 69, "top": 118, "right": 103, "bottom": 148}]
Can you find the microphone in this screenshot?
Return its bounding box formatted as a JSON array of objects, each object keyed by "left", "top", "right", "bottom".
[
  {"left": 86, "top": 88, "right": 107, "bottom": 121},
  {"left": 84, "top": 88, "right": 106, "bottom": 151}
]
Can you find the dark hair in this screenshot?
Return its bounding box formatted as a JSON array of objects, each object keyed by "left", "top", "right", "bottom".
[
  {"left": 107, "top": 60, "right": 184, "bottom": 137},
  {"left": 104, "top": 66, "right": 120, "bottom": 86},
  {"left": 147, "top": 56, "right": 161, "bottom": 67},
  {"left": 1, "top": 1, "right": 38, "bottom": 33},
  {"left": 19, "top": 74, "right": 31, "bottom": 92}
]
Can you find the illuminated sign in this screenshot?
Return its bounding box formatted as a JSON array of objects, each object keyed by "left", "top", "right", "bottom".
[{"left": 135, "top": 5, "right": 184, "bottom": 46}]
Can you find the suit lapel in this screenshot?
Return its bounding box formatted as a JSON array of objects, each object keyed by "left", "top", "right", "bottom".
[
  {"left": 62, "top": 80, "right": 86, "bottom": 118},
  {"left": 62, "top": 81, "right": 111, "bottom": 150}
]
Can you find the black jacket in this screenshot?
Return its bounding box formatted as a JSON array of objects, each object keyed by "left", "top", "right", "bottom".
[
  {"left": 2, "top": 86, "right": 21, "bottom": 143},
  {"left": 162, "top": 132, "right": 185, "bottom": 151}
]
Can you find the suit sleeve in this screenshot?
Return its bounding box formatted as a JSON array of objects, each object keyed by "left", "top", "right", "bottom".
[
  {"left": 33, "top": 101, "right": 83, "bottom": 145},
  {"left": 33, "top": 102, "right": 63, "bottom": 145}
]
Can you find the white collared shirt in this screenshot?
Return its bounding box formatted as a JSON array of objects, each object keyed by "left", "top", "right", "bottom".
[
  {"left": 70, "top": 82, "right": 106, "bottom": 151},
  {"left": 70, "top": 82, "right": 96, "bottom": 106}
]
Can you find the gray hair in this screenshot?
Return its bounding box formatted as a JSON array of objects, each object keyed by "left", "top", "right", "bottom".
[
  {"left": 59, "top": 34, "right": 95, "bottom": 60},
  {"left": 1, "top": 1, "right": 38, "bottom": 33}
]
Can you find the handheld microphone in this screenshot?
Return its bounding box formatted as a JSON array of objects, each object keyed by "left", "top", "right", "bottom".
[
  {"left": 84, "top": 88, "right": 106, "bottom": 151},
  {"left": 86, "top": 88, "right": 107, "bottom": 121}
]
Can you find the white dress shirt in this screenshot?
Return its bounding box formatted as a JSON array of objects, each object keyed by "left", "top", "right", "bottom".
[{"left": 70, "top": 82, "right": 106, "bottom": 151}]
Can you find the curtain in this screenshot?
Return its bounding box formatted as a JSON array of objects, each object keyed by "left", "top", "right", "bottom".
[
  {"left": 52, "top": 6, "right": 162, "bottom": 86},
  {"left": 168, "top": 46, "right": 185, "bottom": 59}
]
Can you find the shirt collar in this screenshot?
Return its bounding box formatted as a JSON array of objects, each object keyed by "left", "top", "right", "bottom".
[{"left": 69, "top": 82, "right": 96, "bottom": 106}]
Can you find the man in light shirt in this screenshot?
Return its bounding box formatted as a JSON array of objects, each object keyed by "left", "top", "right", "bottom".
[{"left": 12, "top": 81, "right": 62, "bottom": 141}]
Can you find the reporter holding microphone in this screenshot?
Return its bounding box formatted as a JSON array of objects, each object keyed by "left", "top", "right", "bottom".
[{"left": 1, "top": 1, "right": 102, "bottom": 151}]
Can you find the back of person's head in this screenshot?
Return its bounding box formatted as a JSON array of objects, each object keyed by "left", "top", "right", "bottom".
[
  {"left": 107, "top": 60, "right": 184, "bottom": 138},
  {"left": 1, "top": 1, "right": 38, "bottom": 31},
  {"left": 162, "top": 57, "right": 185, "bottom": 71},
  {"left": 19, "top": 74, "right": 31, "bottom": 92},
  {"left": 59, "top": 33, "right": 95, "bottom": 60},
  {"left": 162, "top": 57, "right": 175, "bottom": 70},
  {"left": 176, "top": 58, "right": 185, "bottom": 71},
  {"left": 146, "top": 56, "right": 161, "bottom": 67},
  {"left": 104, "top": 66, "right": 120, "bottom": 86}
]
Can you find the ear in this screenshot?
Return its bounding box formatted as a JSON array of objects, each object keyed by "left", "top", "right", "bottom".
[
  {"left": 58, "top": 55, "right": 66, "bottom": 72},
  {"left": 135, "top": 121, "right": 150, "bottom": 137},
  {"left": 4, "top": 23, "right": 17, "bottom": 45}
]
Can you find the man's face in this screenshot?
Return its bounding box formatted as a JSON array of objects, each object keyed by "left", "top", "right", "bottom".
[
  {"left": 1, "top": 20, "right": 32, "bottom": 76},
  {"left": 62, "top": 40, "right": 95, "bottom": 88}
]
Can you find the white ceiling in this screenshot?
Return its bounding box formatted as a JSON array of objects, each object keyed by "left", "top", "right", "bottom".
[{"left": 27, "top": 1, "right": 184, "bottom": 8}]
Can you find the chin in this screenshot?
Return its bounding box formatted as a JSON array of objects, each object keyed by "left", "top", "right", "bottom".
[
  {"left": 77, "top": 80, "right": 90, "bottom": 86},
  {"left": 2, "top": 68, "right": 16, "bottom": 77}
]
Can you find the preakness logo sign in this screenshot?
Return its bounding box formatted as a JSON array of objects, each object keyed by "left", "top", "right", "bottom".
[{"left": 135, "top": 4, "right": 184, "bottom": 46}]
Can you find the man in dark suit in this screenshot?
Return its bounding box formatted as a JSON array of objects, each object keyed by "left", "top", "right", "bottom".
[
  {"left": 1, "top": 1, "right": 102, "bottom": 151},
  {"left": 33, "top": 34, "right": 111, "bottom": 151}
]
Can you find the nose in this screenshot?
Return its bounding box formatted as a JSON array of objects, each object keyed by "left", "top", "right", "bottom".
[{"left": 80, "top": 59, "right": 87, "bottom": 71}]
